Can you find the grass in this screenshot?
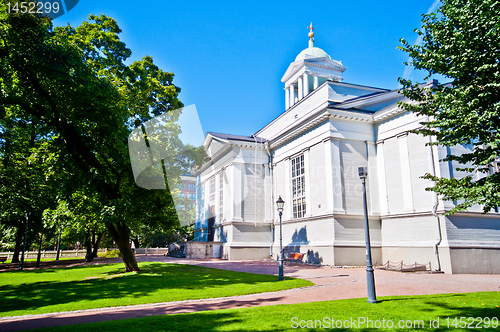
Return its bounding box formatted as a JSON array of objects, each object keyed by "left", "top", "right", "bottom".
[
  {"left": 33, "top": 291, "right": 500, "bottom": 331},
  {"left": 0, "top": 262, "right": 312, "bottom": 317}
]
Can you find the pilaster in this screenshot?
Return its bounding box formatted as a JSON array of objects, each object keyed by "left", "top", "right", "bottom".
[
  {"left": 231, "top": 164, "right": 243, "bottom": 221},
  {"left": 376, "top": 141, "right": 389, "bottom": 215},
  {"left": 331, "top": 138, "right": 345, "bottom": 213},
  {"left": 398, "top": 133, "right": 415, "bottom": 212}
]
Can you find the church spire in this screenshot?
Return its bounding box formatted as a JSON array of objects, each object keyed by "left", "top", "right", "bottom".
[{"left": 307, "top": 23, "right": 315, "bottom": 48}]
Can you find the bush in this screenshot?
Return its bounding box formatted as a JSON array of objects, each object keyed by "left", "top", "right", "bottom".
[{"left": 97, "top": 250, "right": 120, "bottom": 258}]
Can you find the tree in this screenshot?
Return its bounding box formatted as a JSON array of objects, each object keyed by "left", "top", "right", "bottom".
[
  {"left": 398, "top": 0, "right": 500, "bottom": 213},
  {"left": 0, "top": 7, "right": 192, "bottom": 271},
  {"left": 0, "top": 105, "right": 56, "bottom": 263}
]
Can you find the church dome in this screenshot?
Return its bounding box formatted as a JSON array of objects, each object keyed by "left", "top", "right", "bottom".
[{"left": 295, "top": 43, "right": 331, "bottom": 61}]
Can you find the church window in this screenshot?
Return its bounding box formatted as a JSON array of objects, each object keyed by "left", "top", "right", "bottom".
[
  {"left": 209, "top": 176, "right": 215, "bottom": 204},
  {"left": 291, "top": 155, "right": 306, "bottom": 218}
]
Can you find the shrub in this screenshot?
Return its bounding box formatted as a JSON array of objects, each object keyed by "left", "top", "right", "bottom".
[{"left": 97, "top": 250, "right": 120, "bottom": 258}]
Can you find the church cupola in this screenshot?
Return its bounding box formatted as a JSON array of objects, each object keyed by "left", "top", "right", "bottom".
[{"left": 281, "top": 23, "right": 347, "bottom": 110}]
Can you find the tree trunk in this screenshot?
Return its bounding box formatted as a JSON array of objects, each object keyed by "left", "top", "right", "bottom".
[
  {"left": 36, "top": 233, "right": 43, "bottom": 268},
  {"left": 107, "top": 222, "right": 139, "bottom": 272},
  {"left": 92, "top": 232, "right": 104, "bottom": 258},
  {"left": 11, "top": 220, "right": 24, "bottom": 264},
  {"left": 56, "top": 232, "right": 61, "bottom": 260},
  {"left": 85, "top": 229, "right": 93, "bottom": 262},
  {"left": 133, "top": 235, "right": 139, "bottom": 249}
]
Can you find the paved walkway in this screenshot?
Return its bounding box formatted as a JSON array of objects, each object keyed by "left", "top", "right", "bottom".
[{"left": 1, "top": 256, "right": 499, "bottom": 331}]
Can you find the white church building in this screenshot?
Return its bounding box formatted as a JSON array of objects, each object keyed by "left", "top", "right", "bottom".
[{"left": 193, "top": 28, "right": 500, "bottom": 274}]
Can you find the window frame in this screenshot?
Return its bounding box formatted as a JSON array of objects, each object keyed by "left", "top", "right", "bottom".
[{"left": 291, "top": 154, "right": 306, "bottom": 219}]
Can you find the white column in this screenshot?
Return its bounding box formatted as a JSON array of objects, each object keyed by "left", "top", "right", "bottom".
[
  {"left": 285, "top": 87, "right": 290, "bottom": 110},
  {"left": 331, "top": 139, "right": 345, "bottom": 213},
  {"left": 290, "top": 83, "right": 295, "bottom": 107},
  {"left": 298, "top": 77, "right": 303, "bottom": 100},
  {"left": 324, "top": 138, "right": 345, "bottom": 214},
  {"left": 303, "top": 73, "right": 309, "bottom": 96},
  {"left": 376, "top": 141, "right": 389, "bottom": 215},
  {"left": 264, "top": 164, "right": 273, "bottom": 223},
  {"left": 398, "top": 133, "right": 415, "bottom": 212},
  {"left": 366, "top": 141, "right": 380, "bottom": 214},
  {"left": 324, "top": 139, "right": 334, "bottom": 214},
  {"left": 216, "top": 172, "right": 221, "bottom": 223},
  {"left": 284, "top": 157, "right": 291, "bottom": 220},
  {"left": 313, "top": 75, "right": 319, "bottom": 89},
  {"left": 232, "top": 164, "right": 243, "bottom": 221}
]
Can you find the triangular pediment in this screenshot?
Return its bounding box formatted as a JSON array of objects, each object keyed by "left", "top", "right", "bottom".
[{"left": 282, "top": 57, "right": 346, "bottom": 85}]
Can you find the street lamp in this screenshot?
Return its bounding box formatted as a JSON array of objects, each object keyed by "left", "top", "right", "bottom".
[
  {"left": 276, "top": 196, "right": 285, "bottom": 281},
  {"left": 358, "top": 167, "right": 378, "bottom": 303}
]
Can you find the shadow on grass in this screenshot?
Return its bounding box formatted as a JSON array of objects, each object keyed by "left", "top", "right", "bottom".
[
  {"left": 30, "top": 293, "right": 500, "bottom": 332},
  {"left": 0, "top": 262, "right": 301, "bottom": 316}
]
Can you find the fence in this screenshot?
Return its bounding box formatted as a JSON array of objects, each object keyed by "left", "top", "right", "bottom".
[
  {"left": 134, "top": 247, "right": 168, "bottom": 255},
  {"left": 0, "top": 249, "right": 109, "bottom": 260},
  {"left": 0, "top": 247, "right": 170, "bottom": 260},
  {"left": 375, "top": 260, "right": 431, "bottom": 272}
]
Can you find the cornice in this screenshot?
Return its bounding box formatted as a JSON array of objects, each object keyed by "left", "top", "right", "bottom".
[
  {"left": 272, "top": 212, "right": 380, "bottom": 225},
  {"left": 329, "top": 109, "right": 372, "bottom": 123},
  {"left": 268, "top": 107, "right": 374, "bottom": 150},
  {"left": 306, "top": 61, "right": 346, "bottom": 73},
  {"left": 269, "top": 112, "right": 331, "bottom": 149},
  {"left": 379, "top": 210, "right": 500, "bottom": 220},
  {"left": 373, "top": 104, "right": 406, "bottom": 123}
]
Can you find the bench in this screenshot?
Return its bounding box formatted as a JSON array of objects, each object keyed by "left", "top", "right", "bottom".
[
  {"left": 0, "top": 256, "right": 7, "bottom": 264},
  {"left": 283, "top": 252, "right": 305, "bottom": 264}
]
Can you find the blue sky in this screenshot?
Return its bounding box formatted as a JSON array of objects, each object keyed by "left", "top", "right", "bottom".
[{"left": 55, "top": 0, "right": 441, "bottom": 138}]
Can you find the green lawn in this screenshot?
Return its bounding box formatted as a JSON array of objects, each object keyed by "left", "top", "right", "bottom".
[
  {"left": 34, "top": 292, "right": 500, "bottom": 332},
  {"left": 0, "top": 262, "right": 312, "bottom": 317}
]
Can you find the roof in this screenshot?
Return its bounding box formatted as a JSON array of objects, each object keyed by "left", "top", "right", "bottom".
[{"left": 207, "top": 132, "right": 267, "bottom": 143}]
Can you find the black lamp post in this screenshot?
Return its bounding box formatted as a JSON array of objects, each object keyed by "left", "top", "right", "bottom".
[
  {"left": 276, "top": 196, "right": 285, "bottom": 281},
  {"left": 358, "top": 167, "right": 378, "bottom": 303}
]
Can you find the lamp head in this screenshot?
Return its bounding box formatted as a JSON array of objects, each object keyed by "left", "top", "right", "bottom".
[
  {"left": 276, "top": 196, "right": 285, "bottom": 212},
  {"left": 358, "top": 167, "right": 367, "bottom": 179}
]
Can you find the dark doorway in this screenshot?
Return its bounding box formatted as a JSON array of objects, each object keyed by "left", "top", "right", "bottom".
[{"left": 207, "top": 217, "right": 215, "bottom": 241}]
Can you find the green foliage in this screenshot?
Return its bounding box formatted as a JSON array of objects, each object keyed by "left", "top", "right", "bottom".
[
  {"left": 0, "top": 8, "right": 204, "bottom": 270},
  {"left": 398, "top": 0, "right": 500, "bottom": 213},
  {"left": 97, "top": 249, "right": 120, "bottom": 258},
  {"left": 0, "top": 223, "right": 16, "bottom": 250}
]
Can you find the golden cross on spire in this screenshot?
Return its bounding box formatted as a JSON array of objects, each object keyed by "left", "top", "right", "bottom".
[{"left": 307, "top": 22, "right": 314, "bottom": 40}]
